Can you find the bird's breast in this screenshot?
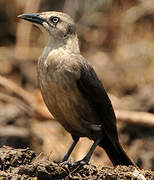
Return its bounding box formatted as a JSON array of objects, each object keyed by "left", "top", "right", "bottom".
[{"left": 37, "top": 56, "right": 102, "bottom": 138}]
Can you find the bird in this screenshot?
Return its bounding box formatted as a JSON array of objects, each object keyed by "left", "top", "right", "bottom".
[{"left": 18, "top": 11, "right": 135, "bottom": 166}]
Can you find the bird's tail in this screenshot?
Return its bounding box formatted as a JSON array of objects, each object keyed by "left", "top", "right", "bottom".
[{"left": 99, "top": 136, "right": 135, "bottom": 166}]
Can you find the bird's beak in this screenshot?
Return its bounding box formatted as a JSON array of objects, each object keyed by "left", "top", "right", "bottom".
[{"left": 18, "top": 13, "right": 45, "bottom": 25}]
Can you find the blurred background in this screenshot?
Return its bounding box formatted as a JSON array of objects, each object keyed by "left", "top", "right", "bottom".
[{"left": 0, "top": 0, "right": 154, "bottom": 170}]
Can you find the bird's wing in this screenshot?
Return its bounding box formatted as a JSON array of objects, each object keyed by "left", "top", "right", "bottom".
[{"left": 76, "top": 57, "right": 119, "bottom": 140}]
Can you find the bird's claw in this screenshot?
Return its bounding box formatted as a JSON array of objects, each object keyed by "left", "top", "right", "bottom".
[{"left": 71, "top": 160, "right": 88, "bottom": 166}]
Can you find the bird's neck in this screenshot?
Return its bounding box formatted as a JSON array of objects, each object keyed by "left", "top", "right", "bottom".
[
  {"left": 63, "top": 34, "right": 80, "bottom": 54},
  {"left": 41, "top": 34, "right": 80, "bottom": 60}
]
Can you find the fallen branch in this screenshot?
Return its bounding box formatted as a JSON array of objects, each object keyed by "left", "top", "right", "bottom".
[
  {"left": 115, "top": 109, "right": 154, "bottom": 127},
  {"left": 0, "top": 75, "right": 52, "bottom": 120}
]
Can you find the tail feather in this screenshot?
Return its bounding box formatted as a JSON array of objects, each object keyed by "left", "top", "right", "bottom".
[{"left": 99, "top": 138, "right": 135, "bottom": 166}]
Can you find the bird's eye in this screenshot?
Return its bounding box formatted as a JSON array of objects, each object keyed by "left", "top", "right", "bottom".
[{"left": 50, "top": 17, "right": 60, "bottom": 24}]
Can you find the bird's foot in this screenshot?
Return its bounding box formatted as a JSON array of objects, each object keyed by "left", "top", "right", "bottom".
[
  {"left": 59, "top": 160, "right": 69, "bottom": 165},
  {"left": 59, "top": 157, "right": 89, "bottom": 166},
  {"left": 71, "top": 159, "right": 88, "bottom": 166},
  {"left": 59, "top": 157, "right": 75, "bottom": 165},
  {"left": 60, "top": 159, "right": 66, "bottom": 163}
]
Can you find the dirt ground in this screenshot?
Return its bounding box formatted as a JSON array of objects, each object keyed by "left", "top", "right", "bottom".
[{"left": 0, "top": 146, "right": 153, "bottom": 180}]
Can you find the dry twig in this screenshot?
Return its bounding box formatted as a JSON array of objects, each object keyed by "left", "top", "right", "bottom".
[
  {"left": 115, "top": 109, "right": 154, "bottom": 127},
  {"left": 0, "top": 75, "right": 52, "bottom": 120}
]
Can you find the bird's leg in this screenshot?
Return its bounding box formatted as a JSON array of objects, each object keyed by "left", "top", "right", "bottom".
[
  {"left": 61, "top": 136, "right": 79, "bottom": 162},
  {"left": 73, "top": 138, "right": 102, "bottom": 165}
]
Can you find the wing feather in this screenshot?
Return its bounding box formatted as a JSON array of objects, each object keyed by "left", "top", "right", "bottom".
[{"left": 76, "top": 58, "right": 118, "bottom": 140}]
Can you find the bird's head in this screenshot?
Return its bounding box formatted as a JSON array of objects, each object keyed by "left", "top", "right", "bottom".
[{"left": 18, "top": 11, "right": 76, "bottom": 42}]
